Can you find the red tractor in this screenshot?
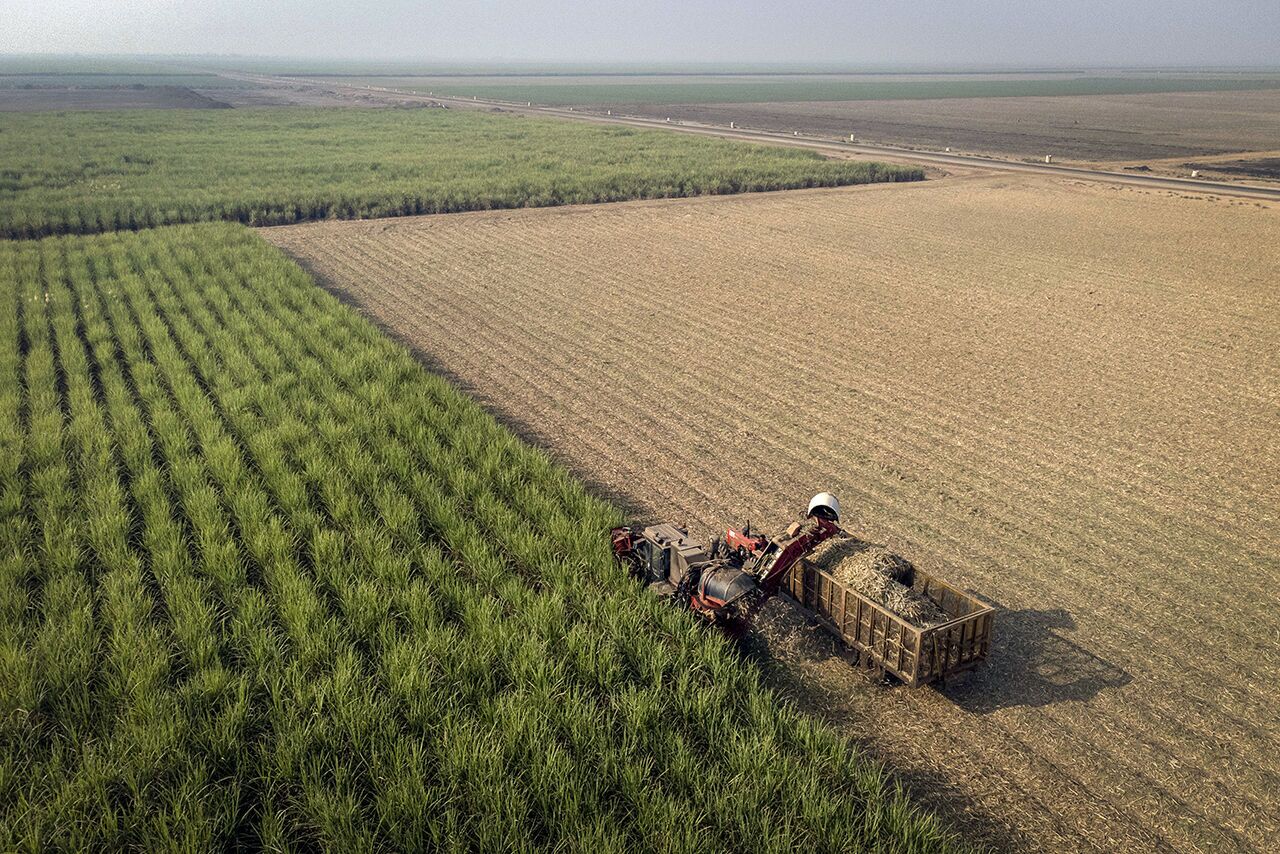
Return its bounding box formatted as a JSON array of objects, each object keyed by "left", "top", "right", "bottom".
[{"left": 611, "top": 493, "right": 843, "bottom": 623}]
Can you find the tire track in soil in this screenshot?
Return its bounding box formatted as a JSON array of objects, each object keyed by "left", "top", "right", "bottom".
[{"left": 265, "top": 175, "right": 1280, "bottom": 853}]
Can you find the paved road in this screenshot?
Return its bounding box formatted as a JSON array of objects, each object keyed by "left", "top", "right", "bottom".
[{"left": 232, "top": 72, "right": 1280, "bottom": 202}]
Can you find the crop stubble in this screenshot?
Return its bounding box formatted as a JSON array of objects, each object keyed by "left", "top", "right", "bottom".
[{"left": 267, "top": 175, "right": 1280, "bottom": 852}]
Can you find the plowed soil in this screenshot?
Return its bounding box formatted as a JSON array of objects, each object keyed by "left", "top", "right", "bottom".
[{"left": 265, "top": 176, "right": 1280, "bottom": 853}]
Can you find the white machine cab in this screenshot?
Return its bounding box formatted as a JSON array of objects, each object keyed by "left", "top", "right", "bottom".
[{"left": 806, "top": 492, "right": 841, "bottom": 522}]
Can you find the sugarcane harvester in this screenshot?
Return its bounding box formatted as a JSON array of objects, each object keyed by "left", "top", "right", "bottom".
[
  {"left": 611, "top": 492, "right": 852, "bottom": 624},
  {"left": 612, "top": 491, "right": 996, "bottom": 687}
]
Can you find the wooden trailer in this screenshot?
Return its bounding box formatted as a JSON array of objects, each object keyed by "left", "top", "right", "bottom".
[{"left": 781, "top": 558, "right": 994, "bottom": 687}]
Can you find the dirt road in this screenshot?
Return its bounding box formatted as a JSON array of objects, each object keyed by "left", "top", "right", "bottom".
[{"left": 265, "top": 175, "right": 1280, "bottom": 852}]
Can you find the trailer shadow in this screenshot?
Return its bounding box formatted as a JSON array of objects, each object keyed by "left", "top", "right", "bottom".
[
  {"left": 741, "top": 602, "right": 1029, "bottom": 853},
  {"left": 942, "top": 606, "right": 1131, "bottom": 714}
]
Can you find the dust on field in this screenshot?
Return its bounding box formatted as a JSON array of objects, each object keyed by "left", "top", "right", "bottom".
[
  {"left": 619, "top": 89, "right": 1280, "bottom": 163},
  {"left": 266, "top": 176, "right": 1280, "bottom": 852}
]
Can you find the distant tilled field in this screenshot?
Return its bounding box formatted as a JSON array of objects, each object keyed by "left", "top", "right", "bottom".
[
  {"left": 622, "top": 89, "right": 1280, "bottom": 162},
  {"left": 269, "top": 176, "right": 1280, "bottom": 851}
]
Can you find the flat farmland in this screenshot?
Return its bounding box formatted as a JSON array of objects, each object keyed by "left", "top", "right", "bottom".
[
  {"left": 0, "top": 87, "right": 233, "bottom": 111},
  {"left": 0, "top": 108, "right": 917, "bottom": 239},
  {"left": 319, "top": 71, "right": 1280, "bottom": 106},
  {"left": 268, "top": 177, "right": 1280, "bottom": 851},
  {"left": 622, "top": 90, "right": 1280, "bottom": 162}
]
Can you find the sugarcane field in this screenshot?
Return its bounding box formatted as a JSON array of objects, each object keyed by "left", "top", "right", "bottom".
[{"left": 2, "top": 6, "right": 1278, "bottom": 853}]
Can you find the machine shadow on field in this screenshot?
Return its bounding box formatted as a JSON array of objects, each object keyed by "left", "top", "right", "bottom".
[
  {"left": 742, "top": 603, "right": 1026, "bottom": 853},
  {"left": 748, "top": 596, "right": 1131, "bottom": 716},
  {"left": 945, "top": 606, "right": 1132, "bottom": 714}
]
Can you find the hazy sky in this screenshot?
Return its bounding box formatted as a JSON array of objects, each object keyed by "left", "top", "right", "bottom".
[{"left": 2, "top": 1, "right": 1278, "bottom": 66}]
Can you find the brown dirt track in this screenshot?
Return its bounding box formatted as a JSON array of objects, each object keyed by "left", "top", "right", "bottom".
[{"left": 265, "top": 176, "right": 1280, "bottom": 852}]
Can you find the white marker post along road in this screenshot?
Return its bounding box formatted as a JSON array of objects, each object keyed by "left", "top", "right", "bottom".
[{"left": 230, "top": 72, "right": 1280, "bottom": 203}]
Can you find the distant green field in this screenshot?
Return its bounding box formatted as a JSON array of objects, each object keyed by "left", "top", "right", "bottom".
[
  {"left": 0, "top": 56, "right": 236, "bottom": 88},
  {"left": 336, "top": 74, "right": 1280, "bottom": 105},
  {"left": 0, "top": 74, "right": 243, "bottom": 90},
  {"left": 0, "top": 108, "right": 922, "bottom": 238}
]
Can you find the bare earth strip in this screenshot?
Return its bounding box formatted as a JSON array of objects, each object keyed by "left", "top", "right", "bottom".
[
  {"left": 621, "top": 90, "right": 1280, "bottom": 162},
  {"left": 265, "top": 177, "right": 1280, "bottom": 852}
]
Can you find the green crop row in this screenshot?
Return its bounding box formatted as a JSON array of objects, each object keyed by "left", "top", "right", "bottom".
[
  {"left": 0, "top": 108, "right": 922, "bottom": 239},
  {"left": 0, "top": 223, "right": 962, "bottom": 851}
]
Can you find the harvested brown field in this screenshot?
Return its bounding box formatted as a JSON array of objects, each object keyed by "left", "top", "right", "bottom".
[
  {"left": 622, "top": 89, "right": 1280, "bottom": 162},
  {"left": 1183, "top": 156, "right": 1280, "bottom": 181},
  {"left": 266, "top": 175, "right": 1280, "bottom": 852}
]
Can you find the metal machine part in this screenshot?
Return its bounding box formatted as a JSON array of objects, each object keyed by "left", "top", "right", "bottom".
[
  {"left": 807, "top": 492, "right": 841, "bottom": 521},
  {"left": 611, "top": 493, "right": 844, "bottom": 624}
]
